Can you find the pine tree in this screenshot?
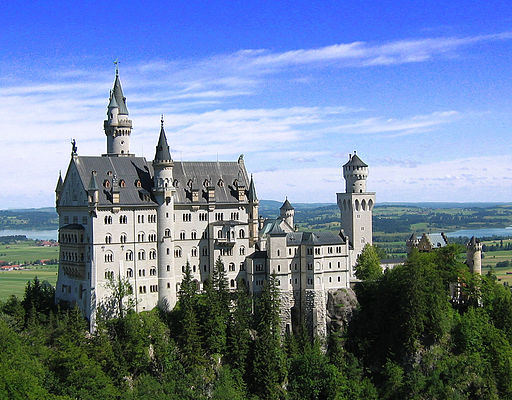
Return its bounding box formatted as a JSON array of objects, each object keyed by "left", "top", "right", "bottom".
[
  {"left": 178, "top": 261, "right": 203, "bottom": 369},
  {"left": 227, "top": 281, "right": 252, "bottom": 377},
  {"left": 202, "top": 275, "right": 227, "bottom": 357},
  {"left": 252, "top": 274, "right": 287, "bottom": 399}
]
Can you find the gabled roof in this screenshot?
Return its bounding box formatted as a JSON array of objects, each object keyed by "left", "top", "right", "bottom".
[
  {"left": 55, "top": 172, "right": 63, "bottom": 192},
  {"left": 343, "top": 153, "right": 368, "bottom": 168},
  {"left": 112, "top": 72, "right": 129, "bottom": 115}
]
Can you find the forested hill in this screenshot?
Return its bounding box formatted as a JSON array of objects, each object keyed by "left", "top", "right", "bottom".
[
  {"left": 0, "top": 208, "right": 58, "bottom": 230},
  {"left": 260, "top": 200, "right": 512, "bottom": 237},
  {"left": 2, "top": 202, "right": 512, "bottom": 234}
]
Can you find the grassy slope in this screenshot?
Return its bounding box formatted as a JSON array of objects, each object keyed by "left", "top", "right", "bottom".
[{"left": 0, "top": 265, "right": 58, "bottom": 301}]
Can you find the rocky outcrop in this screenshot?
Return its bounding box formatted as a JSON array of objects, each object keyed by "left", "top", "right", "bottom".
[{"left": 326, "top": 288, "right": 358, "bottom": 333}]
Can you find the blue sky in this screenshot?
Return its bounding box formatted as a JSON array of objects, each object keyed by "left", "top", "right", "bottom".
[{"left": 1, "top": 1, "right": 511, "bottom": 208}]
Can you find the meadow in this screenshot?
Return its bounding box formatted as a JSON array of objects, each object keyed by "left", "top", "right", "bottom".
[{"left": 0, "top": 265, "right": 58, "bottom": 301}]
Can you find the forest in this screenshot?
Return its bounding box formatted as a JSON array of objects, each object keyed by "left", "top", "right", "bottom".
[{"left": 2, "top": 247, "right": 512, "bottom": 399}]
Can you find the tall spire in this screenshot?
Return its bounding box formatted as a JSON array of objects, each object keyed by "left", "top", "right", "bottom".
[
  {"left": 154, "top": 115, "right": 172, "bottom": 162},
  {"left": 104, "top": 65, "right": 133, "bottom": 156},
  {"left": 247, "top": 174, "right": 258, "bottom": 202}
]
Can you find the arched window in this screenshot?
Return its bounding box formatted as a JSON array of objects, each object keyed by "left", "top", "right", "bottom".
[
  {"left": 239, "top": 229, "right": 245, "bottom": 238},
  {"left": 150, "top": 268, "right": 157, "bottom": 276},
  {"left": 138, "top": 250, "right": 145, "bottom": 260},
  {"left": 174, "top": 247, "right": 182, "bottom": 258},
  {"left": 277, "top": 249, "right": 280, "bottom": 257},
  {"left": 119, "top": 179, "right": 126, "bottom": 188},
  {"left": 104, "top": 252, "right": 113, "bottom": 263},
  {"left": 104, "top": 270, "right": 114, "bottom": 279},
  {"left": 126, "top": 268, "right": 133, "bottom": 278},
  {"left": 126, "top": 250, "right": 133, "bottom": 261},
  {"left": 149, "top": 249, "right": 156, "bottom": 259},
  {"left": 361, "top": 199, "right": 367, "bottom": 210},
  {"left": 164, "top": 228, "right": 171, "bottom": 237},
  {"left": 191, "top": 247, "right": 198, "bottom": 257},
  {"left": 229, "top": 262, "right": 236, "bottom": 272},
  {"left": 230, "top": 279, "right": 235, "bottom": 288},
  {"left": 105, "top": 234, "right": 112, "bottom": 244},
  {"left": 355, "top": 199, "right": 360, "bottom": 211},
  {"left": 239, "top": 246, "right": 245, "bottom": 256}
]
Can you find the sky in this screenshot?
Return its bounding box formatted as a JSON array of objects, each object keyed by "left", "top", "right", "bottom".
[{"left": 1, "top": 1, "right": 511, "bottom": 208}]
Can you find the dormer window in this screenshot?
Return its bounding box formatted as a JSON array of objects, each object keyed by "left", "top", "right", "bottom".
[
  {"left": 218, "top": 179, "right": 224, "bottom": 187},
  {"left": 173, "top": 179, "right": 179, "bottom": 187},
  {"left": 135, "top": 179, "right": 142, "bottom": 188},
  {"left": 119, "top": 179, "right": 126, "bottom": 188},
  {"left": 103, "top": 180, "right": 111, "bottom": 188}
]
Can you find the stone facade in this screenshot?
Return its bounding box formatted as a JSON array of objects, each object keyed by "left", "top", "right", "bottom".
[{"left": 55, "top": 71, "right": 375, "bottom": 334}]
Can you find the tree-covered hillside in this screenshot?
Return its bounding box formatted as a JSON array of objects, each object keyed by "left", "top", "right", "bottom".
[{"left": 2, "top": 248, "right": 512, "bottom": 399}]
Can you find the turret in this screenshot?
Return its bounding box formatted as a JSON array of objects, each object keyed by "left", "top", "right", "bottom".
[
  {"left": 343, "top": 151, "right": 368, "bottom": 193},
  {"left": 104, "top": 67, "right": 132, "bottom": 156},
  {"left": 247, "top": 174, "right": 259, "bottom": 247},
  {"left": 87, "top": 171, "right": 99, "bottom": 206},
  {"left": 55, "top": 171, "right": 63, "bottom": 206},
  {"left": 280, "top": 198, "right": 294, "bottom": 228},
  {"left": 152, "top": 117, "right": 177, "bottom": 310},
  {"left": 466, "top": 236, "right": 482, "bottom": 275},
  {"left": 337, "top": 151, "right": 375, "bottom": 260}
]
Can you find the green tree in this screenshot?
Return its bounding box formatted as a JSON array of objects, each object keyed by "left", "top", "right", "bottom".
[
  {"left": 178, "top": 261, "right": 203, "bottom": 369},
  {"left": 355, "top": 244, "right": 382, "bottom": 281},
  {"left": 252, "top": 274, "right": 287, "bottom": 400},
  {"left": 98, "top": 274, "right": 137, "bottom": 320}
]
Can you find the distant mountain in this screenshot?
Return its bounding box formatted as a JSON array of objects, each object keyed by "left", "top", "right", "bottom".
[{"left": 0, "top": 208, "right": 58, "bottom": 230}]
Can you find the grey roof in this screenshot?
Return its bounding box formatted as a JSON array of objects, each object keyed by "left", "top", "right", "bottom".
[
  {"left": 108, "top": 90, "right": 119, "bottom": 109},
  {"left": 280, "top": 198, "right": 294, "bottom": 211},
  {"left": 247, "top": 251, "right": 267, "bottom": 260},
  {"left": 154, "top": 124, "right": 172, "bottom": 162},
  {"left": 112, "top": 73, "right": 129, "bottom": 115},
  {"left": 74, "top": 156, "right": 154, "bottom": 206},
  {"left": 268, "top": 221, "right": 286, "bottom": 236},
  {"left": 173, "top": 161, "right": 249, "bottom": 204},
  {"left": 286, "top": 231, "right": 346, "bottom": 246},
  {"left": 343, "top": 153, "right": 368, "bottom": 168},
  {"left": 247, "top": 174, "right": 257, "bottom": 202},
  {"left": 72, "top": 156, "right": 250, "bottom": 207},
  {"left": 425, "top": 233, "right": 448, "bottom": 248}
]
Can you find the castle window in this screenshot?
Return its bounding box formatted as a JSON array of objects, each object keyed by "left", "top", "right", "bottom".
[
  {"left": 119, "top": 215, "right": 127, "bottom": 224},
  {"left": 150, "top": 268, "right": 156, "bottom": 276},
  {"left": 240, "top": 262, "right": 245, "bottom": 271},
  {"left": 179, "top": 231, "right": 186, "bottom": 240},
  {"left": 137, "top": 215, "right": 145, "bottom": 224},
  {"left": 138, "top": 269, "right": 146, "bottom": 277},
  {"left": 315, "top": 248, "right": 321, "bottom": 255},
  {"left": 229, "top": 263, "right": 236, "bottom": 272},
  {"left": 277, "top": 249, "right": 280, "bottom": 257},
  {"left": 175, "top": 247, "right": 182, "bottom": 258},
  {"left": 230, "top": 279, "right": 235, "bottom": 288},
  {"left": 193, "top": 265, "right": 196, "bottom": 272},
  {"left": 167, "top": 282, "right": 171, "bottom": 288},
  {"left": 105, "top": 234, "right": 112, "bottom": 244},
  {"left": 135, "top": 179, "right": 142, "bottom": 188},
  {"left": 239, "top": 229, "right": 245, "bottom": 238},
  {"left": 338, "top": 276, "right": 341, "bottom": 282},
  {"left": 202, "top": 247, "right": 208, "bottom": 256},
  {"left": 329, "top": 277, "right": 332, "bottom": 283},
  {"left": 239, "top": 246, "right": 245, "bottom": 256},
  {"left": 148, "top": 233, "right": 156, "bottom": 241},
  {"left": 126, "top": 250, "right": 133, "bottom": 261},
  {"left": 183, "top": 213, "right": 192, "bottom": 222},
  {"left": 338, "top": 261, "right": 341, "bottom": 268},
  {"left": 167, "top": 265, "right": 170, "bottom": 271},
  {"left": 288, "top": 248, "right": 292, "bottom": 256},
  {"left": 150, "top": 285, "right": 158, "bottom": 293},
  {"left": 138, "top": 250, "right": 145, "bottom": 260},
  {"left": 191, "top": 247, "right": 198, "bottom": 257},
  {"left": 277, "top": 265, "right": 281, "bottom": 272},
  {"left": 191, "top": 231, "right": 197, "bottom": 239},
  {"left": 139, "top": 286, "right": 146, "bottom": 294},
  {"left": 104, "top": 270, "right": 114, "bottom": 279},
  {"left": 165, "top": 228, "right": 171, "bottom": 237},
  {"left": 199, "top": 212, "right": 208, "bottom": 221},
  {"left": 215, "top": 212, "right": 223, "bottom": 221},
  {"left": 103, "top": 180, "right": 111, "bottom": 188},
  {"left": 138, "top": 233, "right": 145, "bottom": 242},
  {"left": 119, "top": 179, "right": 126, "bottom": 188},
  {"left": 202, "top": 230, "right": 208, "bottom": 239},
  {"left": 218, "top": 179, "right": 224, "bottom": 187},
  {"left": 104, "top": 215, "right": 112, "bottom": 224},
  {"left": 149, "top": 249, "right": 156, "bottom": 260},
  {"left": 105, "top": 252, "right": 113, "bottom": 263}
]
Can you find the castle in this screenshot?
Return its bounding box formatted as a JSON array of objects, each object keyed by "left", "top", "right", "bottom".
[{"left": 55, "top": 70, "right": 375, "bottom": 334}]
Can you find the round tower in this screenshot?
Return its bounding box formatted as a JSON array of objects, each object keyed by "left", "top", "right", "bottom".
[
  {"left": 343, "top": 151, "right": 368, "bottom": 193},
  {"left": 466, "top": 236, "right": 482, "bottom": 275},
  {"left": 104, "top": 67, "right": 132, "bottom": 156},
  {"left": 152, "top": 117, "right": 177, "bottom": 310}
]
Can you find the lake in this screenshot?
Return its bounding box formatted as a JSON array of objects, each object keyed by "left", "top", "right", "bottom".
[
  {"left": 0, "top": 229, "right": 58, "bottom": 241},
  {"left": 445, "top": 227, "right": 512, "bottom": 238}
]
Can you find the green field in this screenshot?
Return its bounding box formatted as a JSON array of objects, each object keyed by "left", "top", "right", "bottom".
[
  {"left": 0, "top": 241, "right": 59, "bottom": 264},
  {"left": 0, "top": 265, "right": 58, "bottom": 301}
]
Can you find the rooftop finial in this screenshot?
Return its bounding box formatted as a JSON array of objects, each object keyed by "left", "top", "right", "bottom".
[
  {"left": 113, "top": 59, "right": 120, "bottom": 76},
  {"left": 71, "top": 139, "right": 78, "bottom": 156},
  {"left": 161, "top": 114, "right": 164, "bottom": 129}
]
